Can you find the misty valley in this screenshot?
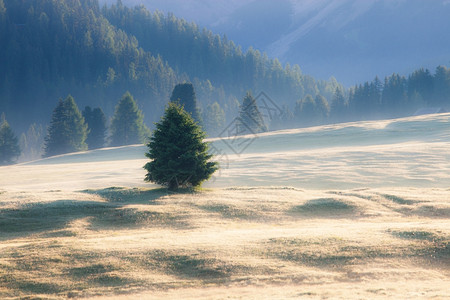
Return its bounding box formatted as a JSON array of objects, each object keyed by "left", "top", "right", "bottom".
[{"left": 0, "top": 0, "right": 449, "bottom": 299}]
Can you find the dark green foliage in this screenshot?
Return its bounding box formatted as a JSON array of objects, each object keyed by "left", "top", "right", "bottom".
[
  {"left": 43, "top": 95, "right": 88, "bottom": 157},
  {"left": 0, "top": 114, "right": 21, "bottom": 165},
  {"left": 203, "top": 101, "right": 225, "bottom": 137},
  {"left": 170, "top": 83, "right": 202, "bottom": 125},
  {"left": 381, "top": 74, "right": 408, "bottom": 117},
  {"left": 330, "top": 88, "right": 347, "bottom": 123},
  {"left": 103, "top": 4, "right": 337, "bottom": 109},
  {"left": 408, "top": 69, "right": 433, "bottom": 104},
  {"left": 110, "top": 92, "right": 149, "bottom": 146},
  {"left": 433, "top": 66, "right": 450, "bottom": 106},
  {"left": 144, "top": 102, "right": 218, "bottom": 190},
  {"left": 237, "top": 92, "right": 267, "bottom": 134},
  {"left": 0, "top": 0, "right": 339, "bottom": 133},
  {"left": 0, "top": 0, "right": 178, "bottom": 130},
  {"left": 83, "top": 106, "right": 107, "bottom": 149}
]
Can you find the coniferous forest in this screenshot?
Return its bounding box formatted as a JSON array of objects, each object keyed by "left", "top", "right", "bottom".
[{"left": 0, "top": 0, "right": 449, "bottom": 163}]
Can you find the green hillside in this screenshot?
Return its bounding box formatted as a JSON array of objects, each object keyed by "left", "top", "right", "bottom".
[{"left": 0, "top": 0, "right": 339, "bottom": 133}]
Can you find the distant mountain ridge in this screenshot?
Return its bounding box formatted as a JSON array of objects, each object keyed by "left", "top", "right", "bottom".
[{"left": 116, "top": 0, "right": 450, "bottom": 85}]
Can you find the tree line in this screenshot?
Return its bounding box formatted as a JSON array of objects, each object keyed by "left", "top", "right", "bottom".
[
  {"left": 268, "top": 66, "right": 450, "bottom": 128},
  {"left": 1, "top": 67, "right": 450, "bottom": 165}
]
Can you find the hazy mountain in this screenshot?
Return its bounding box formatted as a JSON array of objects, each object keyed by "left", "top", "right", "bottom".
[
  {"left": 109, "top": 0, "right": 450, "bottom": 85},
  {"left": 0, "top": 0, "right": 338, "bottom": 132}
]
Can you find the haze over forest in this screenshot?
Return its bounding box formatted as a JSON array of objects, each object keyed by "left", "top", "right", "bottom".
[
  {"left": 1, "top": 0, "right": 450, "bottom": 162},
  {"left": 101, "top": 0, "right": 450, "bottom": 85}
]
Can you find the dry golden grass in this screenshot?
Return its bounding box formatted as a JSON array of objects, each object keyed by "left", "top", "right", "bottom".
[{"left": 0, "top": 187, "right": 449, "bottom": 299}]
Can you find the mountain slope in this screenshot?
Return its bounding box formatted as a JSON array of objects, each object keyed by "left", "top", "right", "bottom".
[
  {"left": 0, "top": 0, "right": 339, "bottom": 133},
  {"left": 129, "top": 0, "right": 450, "bottom": 85}
]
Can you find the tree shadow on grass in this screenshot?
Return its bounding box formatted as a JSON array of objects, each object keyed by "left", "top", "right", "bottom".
[
  {"left": 0, "top": 187, "right": 187, "bottom": 241},
  {"left": 288, "top": 198, "right": 359, "bottom": 218},
  {"left": 0, "top": 200, "right": 109, "bottom": 239},
  {"left": 82, "top": 187, "right": 168, "bottom": 204}
]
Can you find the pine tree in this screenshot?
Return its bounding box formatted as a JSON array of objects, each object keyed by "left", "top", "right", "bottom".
[
  {"left": 170, "top": 83, "right": 202, "bottom": 124},
  {"left": 0, "top": 114, "right": 21, "bottom": 165},
  {"left": 144, "top": 102, "right": 218, "bottom": 190},
  {"left": 330, "top": 87, "right": 347, "bottom": 123},
  {"left": 44, "top": 95, "right": 88, "bottom": 157},
  {"left": 237, "top": 92, "right": 267, "bottom": 134},
  {"left": 83, "top": 106, "right": 107, "bottom": 149},
  {"left": 110, "top": 92, "right": 150, "bottom": 146}
]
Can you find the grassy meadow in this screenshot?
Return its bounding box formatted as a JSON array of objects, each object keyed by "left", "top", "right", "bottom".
[{"left": 1, "top": 114, "right": 449, "bottom": 299}]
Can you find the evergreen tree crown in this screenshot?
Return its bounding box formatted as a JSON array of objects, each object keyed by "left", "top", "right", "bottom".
[
  {"left": 44, "top": 95, "right": 87, "bottom": 157},
  {"left": 170, "top": 83, "right": 202, "bottom": 125},
  {"left": 110, "top": 91, "right": 149, "bottom": 146},
  {"left": 144, "top": 102, "right": 217, "bottom": 190}
]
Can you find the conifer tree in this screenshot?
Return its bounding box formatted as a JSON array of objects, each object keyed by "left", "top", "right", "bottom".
[
  {"left": 110, "top": 92, "right": 150, "bottom": 146},
  {"left": 237, "top": 92, "right": 267, "bottom": 134},
  {"left": 0, "top": 114, "right": 21, "bottom": 165},
  {"left": 44, "top": 95, "right": 88, "bottom": 157},
  {"left": 83, "top": 106, "right": 107, "bottom": 149},
  {"left": 144, "top": 102, "right": 218, "bottom": 190},
  {"left": 330, "top": 88, "right": 347, "bottom": 123},
  {"left": 170, "top": 83, "right": 202, "bottom": 125}
]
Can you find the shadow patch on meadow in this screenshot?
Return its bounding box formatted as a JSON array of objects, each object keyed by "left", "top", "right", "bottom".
[
  {"left": 131, "top": 250, "right": 253, "bottom": 283},
  {"left": 197, "top": 203, "right": 259, "bottom": 220},
  {"left": 263, "top": 238, "right": 408, "bottom": 270},
  {"left": 412, "top": 205, "right": 450, "bottom": 218},
  {"left": 82, "top": 187, "right": 167, "bottom": 204},
  {"left": 378, "top": 193, "right": 417, "bottom": 205},
  {"left": 289, "top": 198, "right": 358, "bottom": 217},
  {"left": 0, "top": 200, "right": 109, "bottom": 239},
  {"left": 90, "top": 207, "right": 186, "bottom": 230},
  {"left": 1, "top": 278, "right": 63, "bottom": 295},
  {"left": 0, "top": 187, "right": 188, "bottom": 240},
  {"left": 68, "top": 263, "right": 139, "bottom": 287},
  {"left": 389, "top": 230, "right": 450, "bottom": 267}
]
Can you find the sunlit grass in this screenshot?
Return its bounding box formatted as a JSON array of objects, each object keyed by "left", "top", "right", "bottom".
[{"left": 0, "top": 187, "right": 449, "bottom": 299}]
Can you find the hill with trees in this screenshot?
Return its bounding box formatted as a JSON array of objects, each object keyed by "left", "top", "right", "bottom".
[
  {"left": 0, "top": 0, "right": 338, "bottom": 135},
  {"left": 1, "top": 0, "right": 449, "bottom": 162},
  {"left": 131, "top": 0, "right": 450, "bottom": 86}
]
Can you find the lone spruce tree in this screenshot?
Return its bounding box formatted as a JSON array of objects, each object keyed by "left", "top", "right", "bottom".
[
  {"left": 44, "top": 95, "right": 88, "bottom": 157},
  {"left": 238, "top": 92, "right": 267, "bottom": 134},
  {"left": 0, "top": 114, "right": 21, "bottom": 165},
  {"left": 144, "top": 102, "right": 218, "bottom": 190},
  {"left": 110, "top": 92, "right": 149, "bottom": 146}
]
